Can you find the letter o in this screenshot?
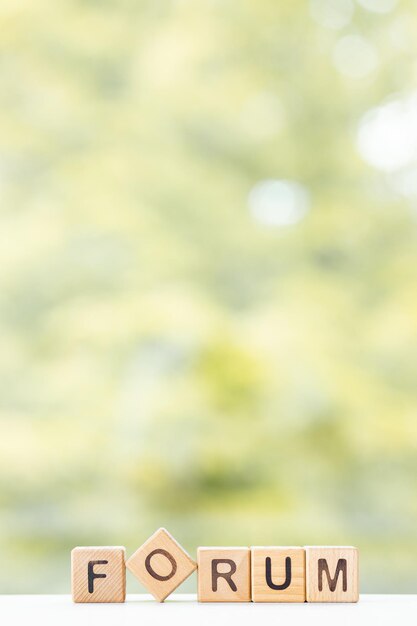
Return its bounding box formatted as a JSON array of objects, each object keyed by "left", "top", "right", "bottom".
[{"left": 145, "top": 549, "right": 177, "bottom": 581}]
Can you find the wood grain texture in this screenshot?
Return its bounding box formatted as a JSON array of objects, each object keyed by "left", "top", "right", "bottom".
[
  {"left": 251, "top": 547, "right": 306, "bottom": 602},
  {"left": 126, "top": 528, "right": 197, "bottom": 602},
  {"left": 305, "top": 546, "right": 359, "bottom": 603},
  {"left": 71, "top": 547, "right": 126, "bottom": 603},
  {"left": 198, "top": 547, "right": 251, "bottom": 602}
]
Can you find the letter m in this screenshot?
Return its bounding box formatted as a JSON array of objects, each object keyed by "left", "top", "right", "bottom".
[{"left": 318, "top": 558, "right": 347, "bottom": 592}]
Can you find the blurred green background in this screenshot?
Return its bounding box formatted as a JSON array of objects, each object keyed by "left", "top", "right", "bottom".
[{"left": 1, "top": 0, "right": 417, "bottom": 595}]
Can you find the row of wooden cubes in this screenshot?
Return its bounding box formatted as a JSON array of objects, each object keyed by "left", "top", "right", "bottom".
[{"left": 72, "top": 528, "right": 359, "bottom": 604}]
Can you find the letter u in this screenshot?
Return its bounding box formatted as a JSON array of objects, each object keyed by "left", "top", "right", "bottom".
[{"left": 265, "top": 556, "right": 292, "bottom": 591}]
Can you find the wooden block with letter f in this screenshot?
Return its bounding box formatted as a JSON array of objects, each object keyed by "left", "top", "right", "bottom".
[
  {"left": 71, "top": 547, "right": 126, "bottom": 603},
  {"left": 198, "top": 547, "right": 251, "bottom": 602},
  {"left": 251, "top": 547, "right": 306, "bottom": 602},
  {"left": 305, "top": 546, "right": 359, "bottom": 602}
]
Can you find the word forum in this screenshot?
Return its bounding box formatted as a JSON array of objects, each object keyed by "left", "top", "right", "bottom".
[{"left": 71, "top": 527, "right": 359, "bottom": 604}]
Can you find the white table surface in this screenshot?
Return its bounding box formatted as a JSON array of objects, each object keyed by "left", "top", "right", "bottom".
[{"left": 1, "top": 594, "right": 416, "bottom": 626}]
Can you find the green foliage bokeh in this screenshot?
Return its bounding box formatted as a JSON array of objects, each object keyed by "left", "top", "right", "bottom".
[{"left": 0, "top": 0, "right": 416, "bottom": 593}]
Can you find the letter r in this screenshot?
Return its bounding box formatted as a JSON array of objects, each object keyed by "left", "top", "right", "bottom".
[{"left": 211, "top": 559, "right": 238, "bottom": 592}]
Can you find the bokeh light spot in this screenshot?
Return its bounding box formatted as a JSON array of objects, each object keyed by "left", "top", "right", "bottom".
[
  {"left": 333, "top": 35, "right": 378, "bottom": 79},
  {"left": 310, "top": 0, "right": 355, "bottom": 30},
  {"left": 356, "top": 0, "right": 398, "bottom": 14},
  {"left": 357, "top": 94, "right": 417, "bottom": 172},
  {"left": 248, "top": 180, "right": 310, "bottom": 228}
]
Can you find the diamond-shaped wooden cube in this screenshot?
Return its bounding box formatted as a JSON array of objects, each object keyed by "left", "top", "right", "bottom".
[
  {"left": 71, "top": 546, "right": 126, "bottom": 603},
  {"left": 126, "top": 528, "right": 197, "bottom": 602}
]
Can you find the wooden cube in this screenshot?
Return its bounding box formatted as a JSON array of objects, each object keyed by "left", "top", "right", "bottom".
[
  {"left": 305, "top": 546, "right": 359, "bottom": 602},
  {"left": 71, "top": 546, "right": 126, "bottom": 603},
  {"left": 198, "top": 547, "right": 251, "bottom": 602},
  {"left": 251, "top": 547, "right": 306, "bottom": 602},
  {"left": 126, "top": 528, "right": 197, "bottom": 602}
]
